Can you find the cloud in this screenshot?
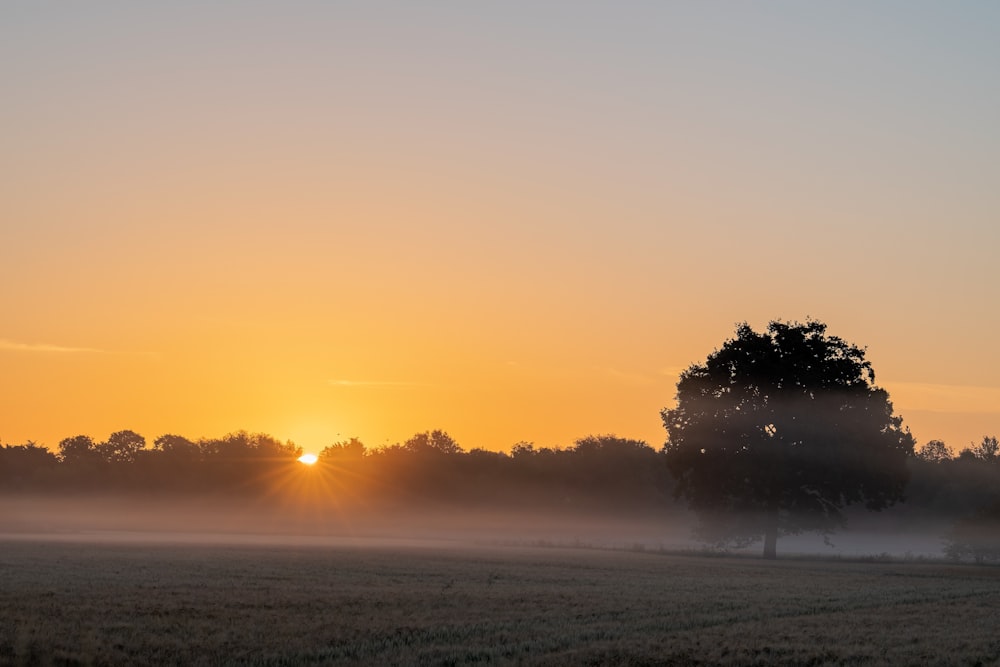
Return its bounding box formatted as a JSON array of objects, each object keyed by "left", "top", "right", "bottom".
[
  {"left": 882, "top": 381, "right": 1000, "bottom": 415},
  {"left": 0, "top": 339, "right": 106, "bottom": 354}
]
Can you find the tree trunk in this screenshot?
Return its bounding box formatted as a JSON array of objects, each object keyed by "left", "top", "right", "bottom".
[{"left": 763, "top": 511, "right": 778, "bottom": 559}]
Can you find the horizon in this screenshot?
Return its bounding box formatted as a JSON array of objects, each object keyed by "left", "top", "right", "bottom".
[{"left": 4, "top": 2, "right": 998, "bottom": 454}]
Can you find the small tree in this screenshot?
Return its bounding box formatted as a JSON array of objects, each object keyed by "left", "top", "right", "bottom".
[
  {"left": 662, "top": 320, "right": 914, "bottom": 558},
  {"left": 959, "top": 436, "right": 1000, "bottom": 464},
  {"left": 916, "top": 440, "right": 952, "bottom": 463}
]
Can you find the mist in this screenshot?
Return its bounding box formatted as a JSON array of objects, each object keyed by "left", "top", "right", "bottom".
[
  {"left": 0, "top": 491, "right": 956, "bottom": 561},
  {"left": 2, "top": 430, "right": 991, "bottom": 560},
  {"left": 0, "top": 493, "right": 692, "bottom": 550}
]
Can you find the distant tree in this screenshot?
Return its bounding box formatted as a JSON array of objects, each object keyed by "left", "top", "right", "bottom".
[
  {"left": 916, "top": 440, "right": 952, "bottom": 463},
  {"left": 572, "top": 434, "right": 651, "bottom": 456},
  {"left": 454, "top": 448, "right": 511, "bottom": 503},
  {"left": 959, "top": 436, "right": 1000, "bottom": 464},
  {"left": 0, "top": 442, "right": 58, "bottom": 489},
  {"left": 199, "top": 431, "right": 300, "bottom": 461},
  {"left": 98, "top": 430, "right": 146, "bottom": 463},
  {"left": 662, "top": 320, "right": 914, "bottom": 558},
  {"left": 569, "top": 435, "right": 668, "bottom": 509},
  {"left": 319, "top": 437, "right": 366, "bottom": 462},
  {"left": 196, "top": 431, "right": 301, "bottom": 491},
  {"left": 403, "top": 430, "right": 463, "bottom": 455},
  {"left": 58, "top": 435, "right": 101, "bottom": 465},
  {"left": 467, "top": 447, "right": 508, "bottom": 462},
  {"left": 145, "top": 434, "right": 203, "bottom": 490},
  {"left": 153, "top": 434, "right": 200, "bottom": 458},
  {"left": 510, "top": 441, "right": 538, "bottom": 458}
]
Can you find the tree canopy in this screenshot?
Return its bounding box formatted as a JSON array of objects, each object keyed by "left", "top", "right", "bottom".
[{"left": 661, "top": 319, "right": 915, "bottom": 558}]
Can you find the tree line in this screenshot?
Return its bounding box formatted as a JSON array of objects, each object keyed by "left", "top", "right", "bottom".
[
  {"left": 0, "top": 430, "right": 676, "bottom": 512},
  {"left": 2, "top": 428, "right": 999, "bottom": 517}
]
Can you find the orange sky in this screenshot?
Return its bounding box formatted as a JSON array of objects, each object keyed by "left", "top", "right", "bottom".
[{"left": 3, "top": 3, "right": 998, "bottom": 455}]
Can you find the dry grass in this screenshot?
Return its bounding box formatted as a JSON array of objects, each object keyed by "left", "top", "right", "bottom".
[{"left": 2, "top": 537, "right": 1000, "bottom": 666}]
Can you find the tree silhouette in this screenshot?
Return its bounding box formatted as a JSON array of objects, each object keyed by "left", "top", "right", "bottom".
[
  {"left": 567, "top": 435, "right": 668, "bottom": 509},
  {"left": 916, "top": 439, "right": 952, "bottom": 463},
  {"left": 403, "top": 430, "right": 463, "bottom": 455},
  {"left": 0, "top": 442, "right": 58, "bottom": 490},
  {"left": 197, "top": 431, "right": 301, "bottom": 491},
  {"left": 58, "top": 435, "right": 101, "bottom": 465},
  {"left": 99, "top": 430, "right": 146, "bottom": 464},
  {"left": 147, "top": 434, "right": 202, "bottom": 490},
  {"left": 661, "top": 320, "right": 914, "bottom": 558},
  {"left": 153, "top": 434, "right": 200, "bottom": 458},
  {"left": 319, "top": 438, "right": 367, "bottom": 463},
  {"left": 960, "top": 436, "right": 1000, "bottom": 464}
]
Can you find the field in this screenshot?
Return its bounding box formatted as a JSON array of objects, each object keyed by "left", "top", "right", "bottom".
[{"left": 3, "top": 536, "right": 1000, "bottom": 666}]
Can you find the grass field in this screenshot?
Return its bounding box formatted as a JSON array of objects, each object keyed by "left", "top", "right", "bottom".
[{"left": 2, "top": 536, "right": 1000, "bottom": 666}]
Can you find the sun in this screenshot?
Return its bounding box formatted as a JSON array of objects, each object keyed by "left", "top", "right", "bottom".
[{"left": 297, "top": 453, "right": 318, "bottom": 465}]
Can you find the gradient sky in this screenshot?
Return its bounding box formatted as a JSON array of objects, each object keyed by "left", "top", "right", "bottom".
[{"left": 3, "top": 2, "right": 998, "bottom": 454}]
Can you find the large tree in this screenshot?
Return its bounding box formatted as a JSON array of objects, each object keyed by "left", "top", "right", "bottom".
[{"left": 661, "top": 320, "right": 914, "bottom": 558}]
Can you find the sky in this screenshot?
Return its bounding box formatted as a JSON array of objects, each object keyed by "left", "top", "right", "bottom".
[{"left": 3, "top": 2, "right": 999, "bottom": 455}]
